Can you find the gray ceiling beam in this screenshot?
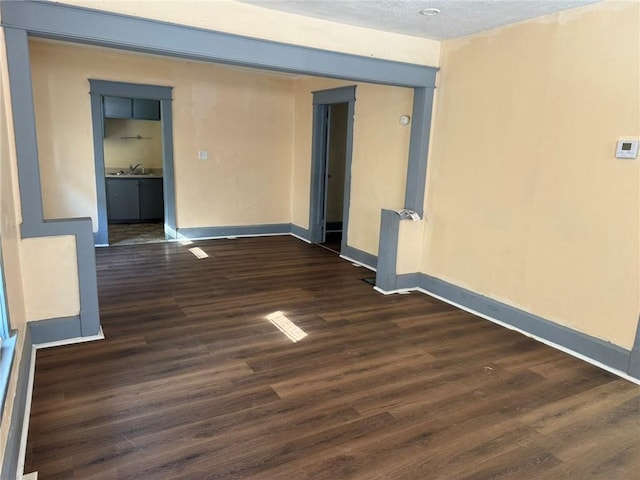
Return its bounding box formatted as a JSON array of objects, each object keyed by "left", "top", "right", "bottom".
[{"left": 1, "top": 0, "right": 438, "bottom": 88}]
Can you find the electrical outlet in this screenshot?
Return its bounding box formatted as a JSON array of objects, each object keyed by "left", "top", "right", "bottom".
[{"left": 198, "top": 150, "right": 208, "bottom": 160}]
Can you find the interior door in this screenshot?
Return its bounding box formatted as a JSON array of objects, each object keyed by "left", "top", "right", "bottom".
[
  {"left": 323, "top": 103, "right": 348, "bottom": 236},
  {"left": 308, "top": 86, "right": 355, "bottom": 247}
]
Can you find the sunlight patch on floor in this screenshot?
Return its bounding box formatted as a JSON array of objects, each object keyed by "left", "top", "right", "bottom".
[
  {"left": 266, "top": 311, "right": 307, "bottom": 343},
  {"left": 188, "top": 247, "right": 209, "bottom": 259}
]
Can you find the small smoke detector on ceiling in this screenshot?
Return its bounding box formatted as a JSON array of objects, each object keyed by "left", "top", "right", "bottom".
[{"left": 419, "top": 8, "right": 440, "bottom": 17}]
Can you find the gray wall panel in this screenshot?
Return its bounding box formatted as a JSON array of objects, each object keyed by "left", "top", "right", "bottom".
[
  {"left": 405, "top": 87, "right": 435, "bottom": 217},
  {"left": 375, "top": 209, "right": 401, "bottom": 291}
]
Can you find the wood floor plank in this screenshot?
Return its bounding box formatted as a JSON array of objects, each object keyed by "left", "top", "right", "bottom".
[{"left": 23, "top": 236, "right": 640, "bottom": 479}]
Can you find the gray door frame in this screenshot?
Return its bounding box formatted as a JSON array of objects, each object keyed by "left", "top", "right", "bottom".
[
  {"left": 89, "top": 80, "right": 175, "bottom": 245},
  {"left": 309, "top": 86, "right": 356, "bottom": 252}
]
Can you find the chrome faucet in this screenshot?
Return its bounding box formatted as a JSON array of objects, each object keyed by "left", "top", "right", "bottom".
[{"left": 129, "top": 163, "right": 142, "bottom": 174}]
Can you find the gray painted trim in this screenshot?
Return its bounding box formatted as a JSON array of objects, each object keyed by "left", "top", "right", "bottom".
[
  {"left": 0, "top": 331, "right": 17, "bottom": 416},
  {"left": 89, "top": 90, "right": 108, "bottom": 245},
  {"left": 309, "top": 86, "right": 356, "bottom": 251},
  {"left": 160, "top": 99, "right": 176, "bottom": 239},
  {"left": 375, "top": 209, "right": 401, "bottom": 291},
  {"left": 309, "top": 103, "right": 327, "bottom": 244},
  {"left": 89, "top": 79, "right": 176, "bottom": 245},
  {"left": 394, "top": 272, "right": 638, "bottom": 380},
  {"left": 3, "top": 27, "right": 43, "bottom": 228},
  {"left": 405, "top": 87, "right": 435, "bottom": 217},
  {"left": 177, "top": 223, "right": 291, "bottom": 240},
  {"left": 628, "top": 315, "right": 640, "bottom": 378},
  {"left": 1, "top": 327, "right": 32, "bottom": 480},
  {"left": 340, "top": 101, "right": 356, "bottom": 255},
  {"left": 0, "top": 236, "right": 12, "bottom": 338},
  {"left": 312, "top": 86, "right": 356, "bottom": 105},
  {"left": 89, "top": 79, "right": 173, "bottom": 99},
  {"left": 4, "top": 28, "right": 100, "bottom": 337},
  {"left": 395, "top": 272, "right": 423, "bottom": 290},
  {"left": 290, "top": 224, "right": 311, "bottom": 242},
  {"left": 1, "top": 1, "right": 438, "bottom": 89},
  {"left": 28, "top": 316, "right": 83, "bottom": 345},
  {"left": 341, "top": 245, "right": 377, "bottom": 270}
]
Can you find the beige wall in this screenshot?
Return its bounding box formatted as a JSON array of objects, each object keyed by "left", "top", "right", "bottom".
[
  {"left": 61, "top": 0, "right": 440, "bottom": 67},
  {"left": 420, "top": 1, "right": 640, "bottom": 348},
  {"left": 292, "top": 78, "right": 414, "bottom": 255},
  {"left": 0, "top": 28, "right": 28, "bottom": 464},
  {"left": 20, "top": 236, "right": 80, "bottom": 321},
  {"left": 32, "top": 39, "right": 415, "bottom": 255},
  {"left": 30, "top": 39, "right": 295, "bottom": 229},
  {"left": 104, "top": 119, "right": 163, "bottom": 170}
]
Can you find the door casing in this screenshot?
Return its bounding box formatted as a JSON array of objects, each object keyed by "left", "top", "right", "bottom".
[
  {"left": 89, "top": 80, "right": 176, "bottom": 245},
  {"left": 309, "top": 86, "right": 356, "bottom": 253}
]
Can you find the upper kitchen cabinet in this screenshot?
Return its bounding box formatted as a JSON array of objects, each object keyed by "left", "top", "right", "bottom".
[
  {"left": 133, "top": 99, "right": 161, "bottom": 120},
  {"left": 103, "top": 96, "right": 160, "bottom": 121},
  {"left": 103, "top": 96, "right": 131, "bottom": 119}
]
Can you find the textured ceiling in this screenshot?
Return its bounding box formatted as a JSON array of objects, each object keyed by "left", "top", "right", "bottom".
[{"left": 238, "top": 0, "right": 601, "bottom": 40}]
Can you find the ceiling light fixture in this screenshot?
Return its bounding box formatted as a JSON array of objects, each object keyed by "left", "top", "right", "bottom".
[{"left": 419, "top": 8, "right": 440, "bottom": 16}]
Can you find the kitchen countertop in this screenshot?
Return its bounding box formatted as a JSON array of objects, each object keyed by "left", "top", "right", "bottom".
[{"left": 106, "top": 174, "right": 163, "bottom": 178}]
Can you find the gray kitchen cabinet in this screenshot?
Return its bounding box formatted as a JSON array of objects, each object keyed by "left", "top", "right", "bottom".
[
  {"left": 103, "top": 96, "right": 133, "bottom": 119},
  {"left": 133, "top": 99, "right": 161, "bottom": 120},
  {"left": 103, "top": 96, "right": 160, "bottom": 121},
  {"left": 106, "top": 178, "right": 164, "bottom": 222},
  {"left": 106, "top": 178, "right": 139, "bottom": 221},
  {"left": 139, "top": 178, "right": 164, "bottom": 220}
]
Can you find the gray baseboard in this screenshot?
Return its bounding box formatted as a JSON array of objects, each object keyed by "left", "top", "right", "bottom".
[
  {"left": 375, "top": 209, "right": 400, "bottom": 291},
  {"left": 290, "top": 224, "right": 311, "bottom": 242},
  {"left": 628, "top": 350, "right": 640, "bottom": 379},
  {"left": 341, "top": 245, "right": 377, "bottom": 270},
  {"left": 29, "top": 316, "right": 83, "bottom": 345},
  {"left": 93, "top": 228, "right": 108, "bottom": 246},
  {"left": 1, "top": 327, "right": 33, "bottom": 480},
  {"left": 393, "top": 273, "right": 637, "bottom": 380},
  {"left": 176, "top": 224, "right": 380, "bottom": 272},
  {"left": 176, "top": 223, "right": 291, "bottom": 240},
  {"left": 628, "top": 318, "right": 640, "bottom": 378}
]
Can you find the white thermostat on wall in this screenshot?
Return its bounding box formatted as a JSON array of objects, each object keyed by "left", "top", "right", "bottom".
[{"left": 615, "top": 139, "right": 639, "bottom": 159}]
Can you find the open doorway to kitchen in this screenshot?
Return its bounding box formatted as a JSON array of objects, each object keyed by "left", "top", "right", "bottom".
[
  {"left": 309, "top": 86, "right": 356, "bottom": 255},
  {"left": 103, "top": 113, "right": 165, "bottom": 246},
  {"left": 89, "top": 80, "right": 176, "bottom": 246}
]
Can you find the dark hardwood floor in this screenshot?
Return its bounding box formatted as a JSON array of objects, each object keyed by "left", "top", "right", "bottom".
[{"left": 24, "top": 236, "right": 640, "bottom": 479}]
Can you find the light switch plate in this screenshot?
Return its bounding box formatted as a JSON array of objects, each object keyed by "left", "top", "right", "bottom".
[{"left": 198, "top": 150, "right": 208, "bottom": 160}]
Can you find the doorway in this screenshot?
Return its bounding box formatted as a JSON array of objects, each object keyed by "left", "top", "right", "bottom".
[
  {"left": 322, "top": 102, "right": 348, "bottom": 253},
  {"left": 309, "top": 86, "right": 356, "bottom": 255},
  {"left": 89, "top": 80, "right": 176, "bottom": 246},
  {"left": 103, "top": 114, "right": 165, "bottom": 246}
]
